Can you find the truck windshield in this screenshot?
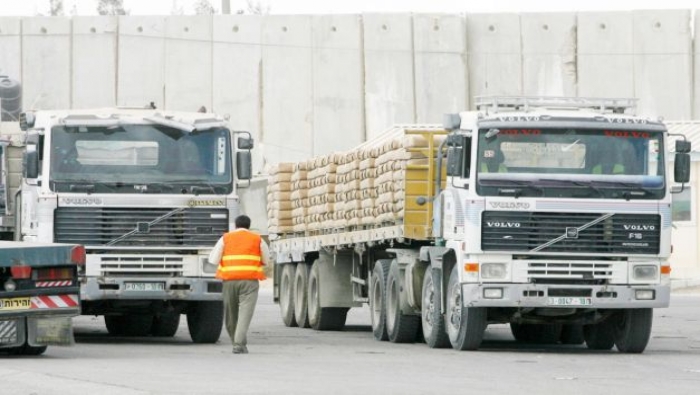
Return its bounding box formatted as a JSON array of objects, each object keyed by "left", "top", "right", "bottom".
[
  {"left": 49, "top": 124, "right": 233, "bottom": 194},
  {"left": 476, "top": 127, "right": 665, "bottom": 199}
]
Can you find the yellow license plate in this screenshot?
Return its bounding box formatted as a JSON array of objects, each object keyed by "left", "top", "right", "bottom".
[{"left": 0, "top": 297, "right": 31, "bottom": 311}]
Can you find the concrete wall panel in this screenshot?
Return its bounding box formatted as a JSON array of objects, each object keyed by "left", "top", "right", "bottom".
[
  {"left": 363, "top": 14, "right": 415, "bottom": 140},
  {"left": 213, "top": 15, "right": 263, "bottom": 172},
  {"left": 72, "top": 17, "right": 117, "bottom": 109},
  {"left": 521, "top": 13, "right": 577, "bottom": 97},
  {"left": 117, "top": 16, "right": 166, "bottom": 108},
  {"left": 261, "top": 16, "right": 313, "bottom": 165},
  {"left": 577, "top": 12, "right": 635, "bottom": 99},
  {"left": 413, "top": 14, "right": 467, "bottom": 123},
  {"left": 164, "top": 16, "right": 212, "bottom": 112},
  {"left": 467, "top": 13, "right": 522, "bottom": 103},
  {"left": 632, "top": 10, "right": 692, "bottom": 119},
  {"left": 311, "top": 15, "right": 364, "bottom": 156},
  {"left": 695, "top": 10, "right": 700, "bottom": 119},
  {"left": 21, "top": 17, "right": 71, "bottom": 110},
  {"left": 0, "top": 18, "right": 21, "bottom": 83}
]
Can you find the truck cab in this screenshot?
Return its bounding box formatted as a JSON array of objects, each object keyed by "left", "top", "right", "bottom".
[{"left": 8, "top": 108, "right": 254, "bottom": 342}]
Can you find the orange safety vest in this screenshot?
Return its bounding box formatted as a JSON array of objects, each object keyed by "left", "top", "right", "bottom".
[{"left": 216, "top": 230, "right": 266, "bottom": 281}]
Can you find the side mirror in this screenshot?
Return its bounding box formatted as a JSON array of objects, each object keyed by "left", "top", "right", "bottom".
[
  {"left": 19, "top": 112, "right": 35, "bottom": 131},
  {"left": 446, "top": 147, "right": 463, "bottom": 177},
  {"left": 674, "top": 153, "right": 690, "bottom": 183},
  {"left": 238, "top": 137, "right": 254, "bottom": 150},
  {"left": 23, "top": 149, "right": 39, "bottom": 179},
  {"left": 676, "top": 140, "right": 691, "bottom": 154},
  {"left": 236, "top": 151, "right": 252, "bottom": 180}
]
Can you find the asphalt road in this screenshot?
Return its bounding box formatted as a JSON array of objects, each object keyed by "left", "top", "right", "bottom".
[{"left": 2, "top": 285, "right": 700, "bottom": 395}]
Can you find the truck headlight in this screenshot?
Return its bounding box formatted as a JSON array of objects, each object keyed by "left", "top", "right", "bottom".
[
  {"left": 481, "top": 263, "right": 507, "bottom": 280},
  {"left": 633, "top": 265, "right": 658, "bottom": 281}
]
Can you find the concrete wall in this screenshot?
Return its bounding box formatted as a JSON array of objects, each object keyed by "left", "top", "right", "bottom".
[{"left": 2, "top": 11, "right": 700, "bottom": 168}]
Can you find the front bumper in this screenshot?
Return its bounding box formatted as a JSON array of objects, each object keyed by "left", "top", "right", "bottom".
[
  {"left": 81, "top": 277, "right": 223, "bottom": 301},
  {"left": 462, "top": 283, "right": 670, "bottom": 309}
]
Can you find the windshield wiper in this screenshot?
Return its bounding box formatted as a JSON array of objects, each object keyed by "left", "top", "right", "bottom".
[
  {"left": 589, "top": 180, "right": 655, "bottom": 200},
  {"left": 538, "top": 178, "right": 603, "bottom": 197},
  {"left": 170, "top": 179, "right": 225, "bottom": 195}
]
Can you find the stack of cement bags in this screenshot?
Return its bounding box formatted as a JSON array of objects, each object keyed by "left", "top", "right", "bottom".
[
  {"left": 290, "top": 162, "right": 308, "bottom": 233},
  {"left": 334, "top": 151, "right": 361, "bottom": 229},
  {"left": 266, "top": 127, "right": 445, "bottom": 236},
  {"left": 266, "top": 163, "right": 295, "bottom": 234},
  {"left": 306, "top": 154, "right": 339, "bottom": 232}
]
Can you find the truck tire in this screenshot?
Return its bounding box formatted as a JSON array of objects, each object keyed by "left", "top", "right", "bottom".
[
  {"left": 445, "top": 265, "right": 486, "bottom": 351},
  {"left": 104, "top": 315, "right": 128, "bottom": 336},
  {"left": 280, "top": 263, "right": 298, "bottom": 327},
  {"left": 307, "top": 259, "right": 348, "bottom": 331},
  {"left": 560, "top": 324, "right": 585, "bottom": 345},
  {"left": 369, "top": 259, "right": 391, "bottom": 341},
  {"left": 584, "top": 318, "right": 616, "bottom": 350},
  {"left": 122, "top": 314, "right": 154, "bottom": 337},
  {"left": 7, "top": 343, "right": 47, "bottom": 356},
  {"left": 614, "top": 308, "right": 653, "bottom": 353},
  {"left": 386, "top": 260, "right": 420, "bottom": 343},
  {"left": 187, "top": 301, "right": 224, "bottom": 343},
  {"left": 293, "top": 263, "right": 311, "bottom": 328},
  {"left": 422, "top": 268, "right": 450, "bottom": 348},
  {"left": 152, "top": 312, "right": 181, "bottom": 337}
]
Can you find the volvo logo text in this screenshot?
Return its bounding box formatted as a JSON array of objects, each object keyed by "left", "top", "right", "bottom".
[
  {"left": 489, "top": 202, "right": 530, "bottom": 209},
  {"left": 623, "top": 225, "right": 655, "bottom": 231},
  {"left": 486, "top": 222, "right": 521, "bottom": 228}
]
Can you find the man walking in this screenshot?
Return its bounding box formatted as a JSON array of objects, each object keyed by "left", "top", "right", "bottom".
[{"left": 209, "top": 214, "right": 269, "bottom": 354}]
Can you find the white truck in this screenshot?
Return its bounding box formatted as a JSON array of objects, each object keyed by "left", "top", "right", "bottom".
[
  {"left": 268, "top": 97, "right": 691, "bottom": 353},
  {"left": 0, "top": 107, "right": 254, "bottom": 342}
]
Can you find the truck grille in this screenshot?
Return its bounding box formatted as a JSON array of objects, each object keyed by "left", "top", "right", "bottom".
[
  {"left": 527, "top": 261, "right": 614, "bottom": 284},
  {"left": 481, "top": 212, "right": 660, "bottom": 254},
  {"left": 54, "top": 207, "right": 228, "bottom": 247}
]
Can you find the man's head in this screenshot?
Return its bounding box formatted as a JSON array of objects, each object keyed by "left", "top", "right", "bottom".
[{"left": 235, "top": 215, "right": 251, "bottom": 229}]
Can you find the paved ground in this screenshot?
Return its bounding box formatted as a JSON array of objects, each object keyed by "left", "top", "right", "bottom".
[{"left": 2, "top": 285, "right": 700, "bottom": 395}]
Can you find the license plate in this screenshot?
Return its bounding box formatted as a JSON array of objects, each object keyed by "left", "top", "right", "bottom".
[
  {"left": 0, "top": 297, "right": 31, "bottom": 311},
  {"left": 124, "top": 282, "right": 165, "bottom": 291},
  {"left": 547, "top": 297, "right": 592, "bottom": 306}
]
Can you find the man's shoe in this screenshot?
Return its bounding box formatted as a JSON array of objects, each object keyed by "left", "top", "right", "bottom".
[{"left": 232, "top": 345, "right": 249, "bottom": 354}]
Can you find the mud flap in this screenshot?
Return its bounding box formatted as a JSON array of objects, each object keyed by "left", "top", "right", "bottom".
[{"left": 27, "top": 317, "right": 74, "bottom": 346}]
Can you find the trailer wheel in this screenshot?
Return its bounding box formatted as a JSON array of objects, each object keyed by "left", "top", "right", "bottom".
[
  {"left": 307, "top": 259, "right": 348, "bottom": 331},
  {"left": 152, "top": 312, "right": 181, "bottom": 337},
  {"left": 386, "top": 260, "right": 420, "bottom": 343},
  {"left": 614, "top": 309, "right": 653, "bottom": 353},
  {"left": 187, "top": 301, "right": 224, "bottom": 343},
  {"left": 445, "top": 265, "right": 486, "bottom": 351},
  {"left": 104, "top": 315, "right": 126, "bottom": 336},
  {"left": 6, "top": 343, "right": 47, "bottom": 356},
  {"left": 584, "top": 318, "right": 615, "bottom": 350},
  {"left": 560, "top": 324, "right": 585, "bottom": 345},
  {"left": 421, "top": 268, "right": 450, "bottom": 348},
  {"left": 280, "top": 263, "right": 298, "bottom": 327},
  {"left": 369, "top": 259, "right": 391, "bottom": 341},
  {"left": 293, "top": 263, "right": 312, "bottom": 328}
]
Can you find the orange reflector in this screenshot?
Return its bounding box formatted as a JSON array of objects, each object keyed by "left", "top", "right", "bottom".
[
  {"left": 11, "top": 265, "right": 32, "bottom": 279},
  {"left": 464, "top": 263, "right": 479, "bottom": 272},
  {"left": 71, "top": 245, "right": 86, "bottom": 265},
  {"left": 661, "top": 265, "right": 671, "bottom": 275}
]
